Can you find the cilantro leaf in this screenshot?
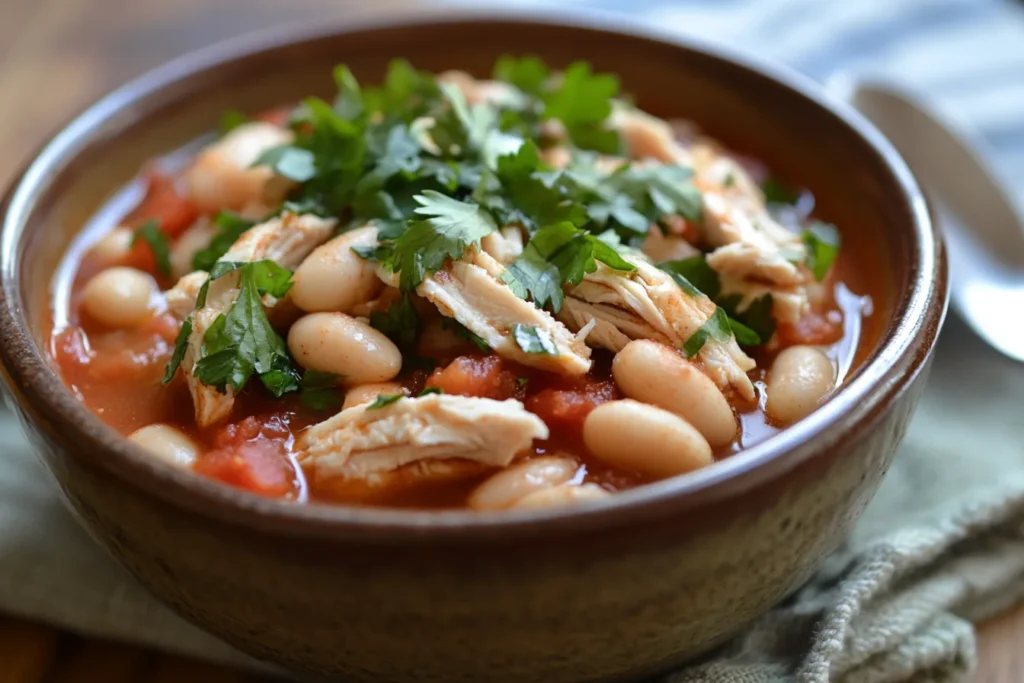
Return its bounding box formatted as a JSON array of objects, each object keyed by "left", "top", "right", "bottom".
[
  {"left": 802, "top": 221, "right": 840, "bottom": 281},
  {"left": 332, "top": 65, "right": 364, "bottom": 120},
  {"left": 683, "top": 307, "right": 734, "bottom": 358},
  {"left": 254, "top": 145, "right": 317, "bottom": 182},
  {"left": 494, "top": 55, "right": 550, "bottom": 97},
  {"left": 377, "top": 191, "right": 497, "bottom": 290},
  {"left": 162, "top": 315, "right": 193, "bottom": 384},
  {"left": 488, "top": 142, "right": 588, "bottom": 231},
  {"left": 366, "top": 393, "right": 403, "bottom": 410},
  {"left": 363, "top": 59, "right": 440, "bottom": 122},
  {"left": 503, "top": 222, "right": 635, "bottom": 312},
  {"left": 719, "top": 293, "right": 776, "bottom": 346},
  {"left": 543, "top": 62, "right": 621, "bottom": 154},
  {"left": 430, "top": 83, "right": 498, "bottom": 156},
  {"left": 659, "top": 256, "right": 720, "bottom": 298},
  {"left": 512, "top": 324, "right": 558, "bottom": 355},
  {"left": 193, "top": 262, "right": 298, "bottom": 395},
  {"left": 300, "top": 370, "right": 342, "bottom": 411},
  {"left": 418, "top": 386, "right": 444, "bottom": 397},
  {"left": 131, "top": 220, "right": 171, "bottom": 276},
  {"left": 725, "top": 316, "right": 761, "bottom": 346},
  {"left": 191, "top": 211, "right": 257, "bottom": 272},
  {"left": 218, "top": 109, "right": 250, "bottom": 136},
  {"left": 369, "top": 293, "right": 421, "bottom": 349}
]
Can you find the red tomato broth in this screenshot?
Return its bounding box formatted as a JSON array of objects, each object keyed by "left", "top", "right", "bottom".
[{"left": 46, "top": 113, "right": 881, "bottom": 510}]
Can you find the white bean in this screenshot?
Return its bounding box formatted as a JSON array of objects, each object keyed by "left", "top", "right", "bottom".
[
  {"left": 342, "top": 382, "right": 406, "bottom": 410},
  {"left": 612, "top": 340, "right": 737, "bottom": 448},
  {"left": 128, "top": 424, "right": 199, "bottom": 467},
  {"left": 287, "top": 312, "right": 401, "bottom": 385},
  {"left": 511, "top": 483, "right": 610, "bottom": 510},
  {"left": 583, "top": 399, "right": 713, "bottom": 478},
  {"left": 91, "top": 227, "right": 133, "bottom": 264},
  {"left": 81, "top": 267, "right": 160, "bottom": 328},
  {"left": 184, "top": 122, "right": 294, "bottom": 213},
  {"left": 765, "top": 346, "right": 836, "bottom": 425},
  {"left": 468, "top": 456, "right": 579, "bottom": 511},
  {"left": 290, "top": 227, "right": 383, "bottom": 313}
]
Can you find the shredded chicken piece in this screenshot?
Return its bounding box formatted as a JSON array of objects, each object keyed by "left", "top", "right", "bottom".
[
  {"left": 378, "top": 248, "right": 592, "bottom": 376},
  {"left": 297, "top": 394, "right": 549, "bottom": 482},
  {"left": 611, "top": 104, "right": 693, "bottom": 165},
  {"left": 165, "top": 272, "right": 207, "bottom": 321},
  {"left": 480, "top": 226, "right": 525, "bottom": 265},
  {"left": 560, "top": 255, "right": 756, "bottom": 400},
  {"left": 642, "top": 229, "right": 700, "bottom": 263},
  {"left": 719, "top": 276, "right": 808, "bottom": 325}
]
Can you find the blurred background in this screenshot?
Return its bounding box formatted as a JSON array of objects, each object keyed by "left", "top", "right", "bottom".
[
  {"left": 2, "top": 0, "right": 1023, "bottom": 681},
  {"left": 3, "top": 0, "right": 1024, "bottom": 192}
]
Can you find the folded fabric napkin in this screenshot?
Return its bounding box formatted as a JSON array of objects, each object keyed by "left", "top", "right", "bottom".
[{"left": 3, "top": 1, "right": 1024, "bottom": 682}]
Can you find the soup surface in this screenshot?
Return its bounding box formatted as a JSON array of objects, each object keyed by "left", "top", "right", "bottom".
[{"left": 48, "top": 58, "right": 877, "bottom": 510}]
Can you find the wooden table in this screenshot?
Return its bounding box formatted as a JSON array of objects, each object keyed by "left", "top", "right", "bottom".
[{"left": 0, "top": 1, "right": 1020, "bottom": 681}]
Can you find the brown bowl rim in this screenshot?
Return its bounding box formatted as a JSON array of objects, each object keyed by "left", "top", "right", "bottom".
[{"left": 0, "top": 7, "right": 947, "bottom": 543}]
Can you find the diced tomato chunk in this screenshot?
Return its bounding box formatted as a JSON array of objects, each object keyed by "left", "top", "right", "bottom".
[
  {"left": 128, "top": 168, "right": 199, "bottom": 236},
  {"left": 426, "top": 355, "right": 518, "bottom": 400},
  {"left": 777, "top": 309, "right": 844, "bottom": 346},
  {"left": 196, "top": 416, "right": 297, "bottom": 497},
  {"left": 526, "top": 379, "right": 618, "bottom": 438}
]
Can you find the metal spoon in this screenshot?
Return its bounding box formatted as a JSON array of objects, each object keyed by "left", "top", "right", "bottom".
[{"left": 832, "top": 76, "right": 1024, "bottom": 362}]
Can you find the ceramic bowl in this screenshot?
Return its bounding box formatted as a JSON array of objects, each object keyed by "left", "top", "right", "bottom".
[{"left": 0, "top": 9, "right": 946, "bottom": 683}]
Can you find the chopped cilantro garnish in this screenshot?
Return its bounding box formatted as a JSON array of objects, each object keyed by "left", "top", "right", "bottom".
[
  {"left": 255, "top": 145, "right": 317, "bottom": 182},
  {"left": 512, "top": 324, "right": 558, "bottom": 355},
  {"left": 543, "top": 62, "right": 621, "bottom": 154},
  {"left": 682, "top": 307, "right": 734, "bottom": 358},
  {"left": 366, "top": 393, "right": 403, "bottom": 410},
  {"left": 516, "top": 376, "right": 530, "bottom": 387},
  {"left": 162, "top": 316, "right": 193, "bottom": 384},
  {"left": 802, "top": 221, "right": 840, "bottom": 281},
  {"left": 300, "top": 370, "right": 342, "bottom": 411},
  {"left": 189, "top": 262, "right": 299, "bottom": 396},
  {"left": 131, "top": 220, "right": 171, "bottom": 277},
  {"left": 363, "top": 59, "right": 440, "bottom": 122},
  {"left": 191, "top": 211, "right": 257, "bottom": 272},
  {"left": 494, "top": 55, "right": 550, "bottom": 98},
  {"left": 369, "top": 293, "right": 422, "bottom": 349},
  {"left": 218, "top": 109, "right": 250, "bottom": 136},
  {"left": 503, "top": 222, "right": 635, "bottom": 312},
  {"left": 719, "top": 293, "right": 776, "bottom": 346},
  {"left": 418, "top": 386, "right": 444, "bottom": 397},
  {"left": 372, "top": 191, "right": 497, "bottom": 290},
  {"left": 659, "top": 256, "right": 720, "bottom": 299}
]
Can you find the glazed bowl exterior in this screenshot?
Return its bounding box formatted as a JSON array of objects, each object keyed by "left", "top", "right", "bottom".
[{"left": 0, "top": 10, "right": 946, "bottom": 683}]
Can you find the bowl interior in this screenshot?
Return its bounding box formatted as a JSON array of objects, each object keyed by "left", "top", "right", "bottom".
[{"left": 0, "top": 13, "right": 934, "bottom": 535}]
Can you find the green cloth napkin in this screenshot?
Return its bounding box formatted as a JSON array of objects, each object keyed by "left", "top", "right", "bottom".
[{"left": 666, "top": 316, "right": 1024, "bottom": 682}]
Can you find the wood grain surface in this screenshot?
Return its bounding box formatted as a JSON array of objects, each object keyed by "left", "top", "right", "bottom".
[{"left": 0, "top": 1, "right": 1018, "bottom": 681}]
